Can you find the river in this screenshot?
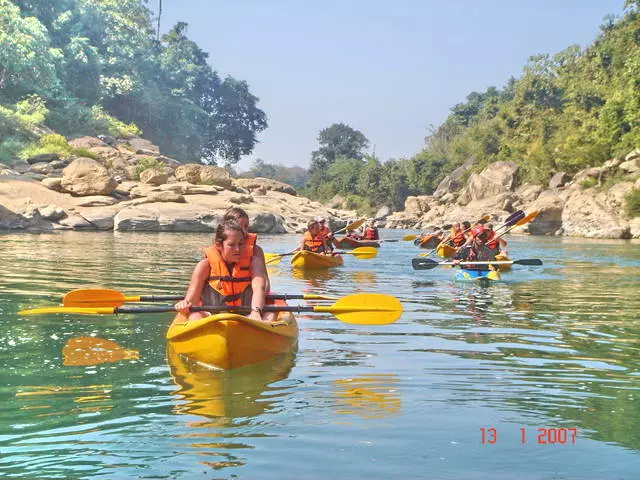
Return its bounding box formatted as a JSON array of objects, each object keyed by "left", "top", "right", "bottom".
[{"left": 0, "top": 231, "right": 639, "bottom": 479}]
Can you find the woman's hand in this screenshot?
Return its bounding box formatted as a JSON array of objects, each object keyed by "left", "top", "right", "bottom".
[{"left": 248, "top": 309, "right": 263, "bottom": 322}]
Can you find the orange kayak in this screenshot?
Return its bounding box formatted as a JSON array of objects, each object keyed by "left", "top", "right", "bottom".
[
  {"left": 417, "top": 235, "right": 442, "bottom": 249},
  {"left": 333, "top": 236, "right": 380, "bottom": 249}
]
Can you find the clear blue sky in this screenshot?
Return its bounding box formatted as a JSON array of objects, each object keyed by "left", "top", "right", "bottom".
[{"left": 152, "top": 0, "right": 623, "bottom": 170}]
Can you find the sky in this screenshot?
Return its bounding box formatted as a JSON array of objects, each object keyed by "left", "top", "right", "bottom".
[{"left": 151, "top": 0, "right": 624, "bottom": 170}]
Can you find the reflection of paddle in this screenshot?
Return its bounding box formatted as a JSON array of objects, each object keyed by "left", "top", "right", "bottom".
[
  {"left": 20, "top": 293, "right": 403, "bottom": 325},
  {"left": 62, "top": 288, "right": 336, "bottom": 307},
  {"left": 266, "top": 246, "right": 377, "bottom": 265},
  {"left": 62, "top": 336, "right": 139, "bottom": 366},
  {"left": 412, "top": 257, "right": 543, "bottom": 270}
]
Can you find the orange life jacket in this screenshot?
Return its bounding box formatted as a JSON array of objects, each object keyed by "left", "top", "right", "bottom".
[
  {"left": 363, "top": 227, "right": 379, "bottom": 240},
  {"left": 204, "top": 239, "right": 254, "bottom": 306},
  {"left": 303, "top": 231, "right": 324, "bottom": 252},
  {"left": 451, "top": 231, "right": 465, "bottom": 248},
  {"left": 319, "top": 225, "right": 330, "bottom": 238},
  {"left": 485, "top": 230, "right": 499, "bottom": 250}
]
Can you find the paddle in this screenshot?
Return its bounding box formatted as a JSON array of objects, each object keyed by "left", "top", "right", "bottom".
[
  {"left": 493, "top": 210, "right": 538, "bottom": 240},
  {"left": 20, "top": 293, "right": 403, "bottom": 325},
  {"left": 62, "top": 288, "right": 337, "bottom": 308},
  {"left": 333, "top": 218, "right": 365, "bottom": 236},
  {"left": 266, "top": 246, "right": 377, "bottom": 265},
  {"left": 412, "top": 257, "right": 543, "bottom": 270}
]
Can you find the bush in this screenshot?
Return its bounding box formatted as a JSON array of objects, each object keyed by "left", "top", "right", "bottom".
[
  {"left": 69, "top": 147, "right": 99, "bottom": 160},
  {"left": 624, "top": 189, "right": 640, "bottom": 218},
  {"left": 580, "top": 177, "right": 597, "bottom": 189},
  {"left": 90, "top": 105, "right": 141, "bottom": 138},
  {"left": 0, "top": 137, "right": 26, "bottom": 166},
  {"left": 19, "top": 134, "right": 71, "bottom": 159},
  {"left": 135, "top": 156, "right": 166, "bottom": 179}
]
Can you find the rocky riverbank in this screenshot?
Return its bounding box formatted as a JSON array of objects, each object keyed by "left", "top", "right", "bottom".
[
  {"left": 0, "top": 136, "right": 356, "bottom": 233},
  {"left": 383, "top": 151, "right": 640, "bottom": 239}
]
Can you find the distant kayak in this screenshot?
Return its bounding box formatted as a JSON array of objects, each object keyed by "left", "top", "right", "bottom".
[
  {"left": 437, "top": 244, "right": 457, "bottom": 258},
  {"left": 416, "top": 234, "right": 442, "bottom": 249},
  {"left": 291, "top": 250, "right": 344, "bottom": 269},
  {"left": 455, "top": 269, "right": 501, "bottom": 284},
  {"left": 333, "top": 236, "right": 380, "bottom": 249}
]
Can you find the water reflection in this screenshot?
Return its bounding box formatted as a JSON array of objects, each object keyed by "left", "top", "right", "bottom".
[
  {"left": 167, "top": 345, "right": 295, "bottom": 423},
  {"left": 62, "top": 336, "right": 139, "bottom": 366},
  {"left": 333, "top": 374, "right": 401, "bottom": 419}
]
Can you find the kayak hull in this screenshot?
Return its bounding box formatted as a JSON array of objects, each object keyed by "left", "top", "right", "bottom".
[
  {"left": 166, "top": 300, "right": 298, "bottom": 370},
  {"left": 455, "top": 269, "right": 501, "bottom": 283},
  {"left": 333, "top": 236, "right": 380, "bottom": 249},
  {"left": 437, "top": 244, "right": 457, "bottom": 258},
  {"left": 417, "top": 235, "right": 442, "bottom": 249},
  {"left": 291, "top": 250, "right": 344, "bottom": 269}
]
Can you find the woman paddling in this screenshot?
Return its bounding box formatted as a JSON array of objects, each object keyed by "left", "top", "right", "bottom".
[
  {"left": 175, "top": 220, "right": 273, "bottom": 322},
  {"left": 295, "top": 220, "right": 333, "bottom": 254},
  {"left": 452, "top": 226, "right": 496, "bottom": 268}
]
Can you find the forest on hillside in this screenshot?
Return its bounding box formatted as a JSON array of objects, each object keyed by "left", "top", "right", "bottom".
[{"left": 0, "top": 0, "right": 266, "bottom": 165}]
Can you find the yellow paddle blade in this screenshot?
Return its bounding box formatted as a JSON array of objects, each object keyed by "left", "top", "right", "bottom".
[
  {"left": 63, "top": 336, "right": 139, "bottom": 366},
  {"left": 303, "top": 294, "right": 338, "bottom": 301},
  {"left": 344, "top": 247, "right": 378, "bottom": 259},
  {"left": 264, "top": 253, "right": 283, "bottom": 265},
  {"left": 344, "top": 218, "right": 365, "bottom": 232},
  {"left": 19, "top": 306, "right": 116, "bottom": 315},
  {"left": 516, "top": 210, "right": 538, "bottom": 226},
  {"left": 403, "top": 234, "right": 418, "bottom": 241},
  {"left": 63, "top": 288, "right": 133, "bottom": 307},
  {"left": 314, "top": 293, "right": 402, "bottom": 325}
]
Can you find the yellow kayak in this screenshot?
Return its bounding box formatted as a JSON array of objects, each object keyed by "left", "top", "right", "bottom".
[
  {"left": 166, "top": 300, "right": 298, "bottom": 370},
  {"left": 291, "top": 250, "right": 344, "bottom": 269},
  {"left": 437, "top": 244, "right": 457, "bottom": 258},
  {"left": 495, "top": 252, "right": 512, "bottom": 272}
]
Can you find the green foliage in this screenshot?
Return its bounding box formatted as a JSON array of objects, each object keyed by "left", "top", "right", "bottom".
[
  {"left": 18, "top": 134, "right": 71, "bottom": 159},
  {"left": 89, "top": 105, "right": 141, "bottom": 138},
  {"left": 134, "top": 156, "right": 166, "bottom": 179},
  {"left": 624, "top": 188, "right": 640, "bottom": 217},
  {"left": 242, "top": 159, "right": 308, "bottom": 189},
  {"left": 69, "top": 147, "right": 98, "bottom": 159},
  {"left": 580, "top": 177, "right": 598, "bottom": 189},
  {"left": 0, "top": 136, "right": 25, "bottom": 166}
]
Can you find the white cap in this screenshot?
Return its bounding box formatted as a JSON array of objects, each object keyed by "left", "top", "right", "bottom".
[{"left": 315, "top": 216, "right": 326, "bottom": 222}]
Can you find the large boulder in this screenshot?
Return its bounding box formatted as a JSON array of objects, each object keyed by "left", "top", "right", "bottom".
[
  {"left": 529, "top": 190, "right": 566, "bottom": 235},
  {"left": 549, "top": 172, "right": 570, "bottom": 189},
  {"left": 61, "top": 157, "right": 118, "bottom": 196},
  {"left": 174, "top": 164, "right": 202, "bottom": 184},
  {"left": 562, "top": 189, "right": 631, "bottom": 238},
  {"left": 233, "top": 177, "right": 296, "bottom": 195},
  {"left": 457, "top": 161, "right": 519, "bottom": 205},
  {"left": 69, "top": 136, "right": 107, "bottom": 150},
  {"left": 404, "top": 195, "right": 432, "bottom": 215},
  {"left": 200, "top": 165, "right": 233, "bottom": 189},
  {"left": 433, "top": 162, "right": 473, "bottom": 199}
]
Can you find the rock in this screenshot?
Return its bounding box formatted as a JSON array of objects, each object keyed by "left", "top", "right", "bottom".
[
  {"left": 29, "top": 162, "right": 54, "bottom": 175},
  {"left": 127, "top": 137, "right": 160, "bottom": 155},
  {"left": 200, "top": 165, "right": 233, "bottom": 189},
  {"left": 140, "top": 169, "right": 168, "bottom": 186},
  {"left": 97, "top": 134, "right": 117, "bottom": 146},
  {"left": 233, "top": 177, "right": 297, "bottom": 195},
  {"left": 625, "top": 148, "right": 640, "bottom": 162},
  {"left": 69, "top": 136, "right": 107, "bottom": 149},
  {"left": 249, "top": 212, "right": 287, "bottom": 233},
  {"left": 175, "top": 164, "right": 202, "bottom": 184},
  {"left": 618, "top": 157, "right": 639, "bottom": 174},
  {"left": 606, "top": 181, "right": 635, "bottom": 210},
  {"left": 433, "top": 161, "right": 474, "bottom": 198},
  {"left": 37, "top": 205, "right": 67, "bottom": 221},
  {"left": 457, "top": 161, "right": 519, "bottom": 205},
  {"left": 404, "top": 195, "right": 432, "bottom": 215},
  {"left": 10, "top": 160, "right": 31, "bottom": 174},
  {"left": 516, "top": 183, "right": 543, "bottom": 203},
  {"left": 328, "top": 194, "right": 346, "bottom": 208},
  {"left": 549, "top": 172, "right": 569, "bottom": 189},
  {"left": 26, "top": 153, "right": 60, "bottom": 165},
  {"left": 229, "top": 195, "right": 253, "bottom": 204},
  {"left": 155, "top": 155, "right": 183, "bottom": 169},
  {"left": 528, "top": 190, "right": 566, "bottom": 235},
  {"left": 61, "top": 157, "right": 118, "bottom": 196},
  {"left": 75, "top": 196, "right": 120, "bottom": 207},
  {"left": 88, "top": 146, "right": 120, "bottom": 164},
  {"left": 41, "top": 177, "right": 64, "bottom": 192},
  {"left": 630, "top": 217, "right": 640, "bottom": 238},
  {"left": 128, "top": 191, "right": 186, "bottom": 205},
  {"left": 114, "top": 204, "right": 220, "bottom": 232},
  {"left": 562, "top": 189, "right": 631, "bottom": 238},
  {"left": 375, "top": 205, "right": 391, "bottom": 219}
]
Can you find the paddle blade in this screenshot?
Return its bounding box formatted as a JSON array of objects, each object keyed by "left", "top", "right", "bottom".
[
  {"left": 412, "top": 257, "right": 440, "bottom": 270},
  {"left": 516, "top": 210, "right": 538, "bottom": 226},
  {"left": 318, "top": 293, "right": 402, "bottom": 325},
  {"left": 344, "top": 218, "right": 365, "bottom": 232},
  {"left": 345, "top": 247, "right": 378, "bottom": 259},
  {"left": 19, "top": 306, "right": 117, "bottom": 315},
  {"left": 502, "top": 210, "right": 525, "bottom": 227},
  {"left": 63, "top": 288, "right": 128, "bottom": 307},
  {"left": 403, "top": 234, "right": 418, "bottom": 241},
  {"left": 265, "top": 254, "right": 283, "bottom": 265},
  {"left": 514, "top": 258, "right": 543, "bottom": 266}
]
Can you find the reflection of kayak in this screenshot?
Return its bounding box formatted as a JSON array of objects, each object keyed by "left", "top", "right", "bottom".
[
  {"left": 166, "top": 299, "right": 298, "bottom": 370},
  {"left": 455, "top": 269, "right": 501, "bottom": 283},
  {"left": 334, "top": 375, "right": 401, "bottom": 419},
  {"left": 416, "top": 235, "right": 441, "bottom": 249},
  {"left": 291, "top": 250, "right": 344, "bottom": 269},
  {"left": 167, "top": 344, "right": 294, "bottom": 421},
  {"left": 333, "top": 236, "right": 380, "bottom": 249},
  {"left": 437, "top": 244, "right": 457, "bottom": 258}
]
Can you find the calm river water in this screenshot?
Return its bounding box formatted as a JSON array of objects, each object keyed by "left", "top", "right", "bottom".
[{"left": 0, "top": 230, "right": 639, "bottom": 479}]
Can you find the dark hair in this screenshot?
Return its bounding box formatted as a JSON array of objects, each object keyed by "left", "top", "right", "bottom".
[
  {"left": 476, "top": 231, "right": 488, "bottom": 241},
  {"left": 223, "top": 207, "right": 249, "bottom": 222},
  {"left": 477, "top": 218, "right": 488, "bottom": 225},
  {"left": 214, "top": 220, "right": 245, "bottom": 244},
  {"left": 462, "top": 221, "right": 471, "bottom": 229},
  {"left": 307, "top": 220, "right": 319, "bottom": 230}
]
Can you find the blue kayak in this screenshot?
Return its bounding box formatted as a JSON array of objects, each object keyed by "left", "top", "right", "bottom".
[{"left": 455, "top": 269, "right": 501, "bottom": 283}]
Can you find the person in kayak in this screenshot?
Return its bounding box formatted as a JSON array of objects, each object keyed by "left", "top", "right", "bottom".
[
  {"left": 452, "top": 226, "right": 496, "bottom": 269},
  {"left": 315, "top": 216, "right": 334, "bottom": 251},
  {"left": 223, "top": 206, "right": 270, "bottom": 291},
  {"left": 483, "top": 222, "right": 508, "bottom": 257},
  {"left": 363, "top": 219, "right": 380, "bottom": 240},
  {"left": 448, "top": 222, "right": 465, "bottom": 248},
  {"left": 294, "top": 220, "right": 333, "bottom": 254},
  {"left": 174, "top": 220, "right": 273, "bottom": 322}
]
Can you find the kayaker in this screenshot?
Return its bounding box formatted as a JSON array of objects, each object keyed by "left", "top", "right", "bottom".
[
  {"left": 223, "top": 206, "right": 270, "bottom": 291},
  {"left": 461, "top": 221, "right": 473, "bottom": 245},
  {"left": 296, "top": 220, "right": 332, "bottom": 254},
  {"left": 483, "top": 222, "right": 508, "bottom": 256},
  {"left": 363, "top": 219, "right": 380, "bottom": 240},
  {"left": 452, "top": 226, "right": 496, "bottom": 269},
  {"left": 450, "top": 223, "right": 466, "bottom": 248},
  {"left": 315, "top": 216, "right": 334, "bottom": 251},
  {"left": 175, "top": 220, "right": 273, "bottom": 322}
]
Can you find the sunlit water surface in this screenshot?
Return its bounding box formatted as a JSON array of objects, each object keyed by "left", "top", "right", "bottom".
[{"left": 1, "top": 231, "right": 639, "bottom": 479}]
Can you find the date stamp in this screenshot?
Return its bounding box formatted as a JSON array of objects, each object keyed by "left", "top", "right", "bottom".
[{"left": 480, "top": 427, "right": 578, "bottom": 445}]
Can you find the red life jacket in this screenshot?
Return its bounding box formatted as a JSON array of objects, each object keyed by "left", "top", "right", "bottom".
[
  {"left": 485, "top": 231, "right": 498, "bottom": 250},
  {"left": 363, "top": 227, "right": 379, "bottom": 240},
  {"left": 204, "top": 239, "right": 254, "bottom": 306}
]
